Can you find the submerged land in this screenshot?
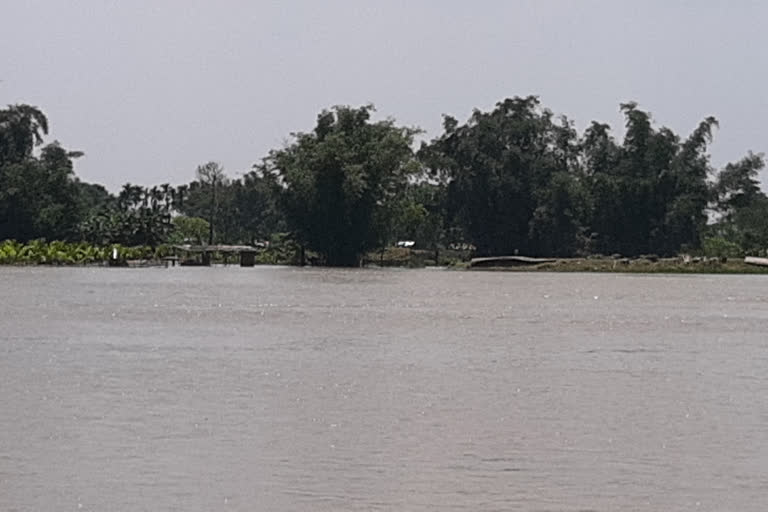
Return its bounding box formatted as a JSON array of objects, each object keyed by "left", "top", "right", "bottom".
[
  {"left": 3, "top": 240, "right": 767, "bottom": 275},
  {"left": 464, "top": 256, "right": 768, "bottom": 274}
]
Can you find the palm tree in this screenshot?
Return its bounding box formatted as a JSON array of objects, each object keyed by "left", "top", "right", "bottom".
[
  {"left": 0, "top": 104, "right": 49, "bottom": 164},
  {"left": 118, "top": 183, "right": 143, "bottom": 210}
]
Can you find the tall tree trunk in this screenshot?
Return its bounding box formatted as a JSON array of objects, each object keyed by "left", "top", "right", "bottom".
[{"left": 208, "top": 180, "right": 216, "bottom": 245}]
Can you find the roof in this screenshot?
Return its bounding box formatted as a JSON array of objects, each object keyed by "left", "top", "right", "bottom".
[{"left": 172, "top": 244, "right": 262, "bottom": 253}]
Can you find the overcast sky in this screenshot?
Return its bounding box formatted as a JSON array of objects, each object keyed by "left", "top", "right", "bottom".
[{"left": 2, "top": 0, "right": 767, "bottom": 191}]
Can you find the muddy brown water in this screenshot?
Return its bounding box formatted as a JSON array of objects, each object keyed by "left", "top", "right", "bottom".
[{"left": 1, "top": 267, "right": 767, "bottom": 511}]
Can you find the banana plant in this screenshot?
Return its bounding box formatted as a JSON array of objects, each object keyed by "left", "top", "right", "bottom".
[
  {"left": 0, "top": 240, "right": 23, "bottom": 264},
  {"left": 0, "top": 240, "right": 168, "bottom": 265}
]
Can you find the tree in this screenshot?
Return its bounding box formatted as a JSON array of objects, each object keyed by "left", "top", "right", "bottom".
[
  {"left": 233, "top": 170, "right": 284, "bottom": 243},
  {"left": 709, "top": 153, "right": 768, "bottom": 254},
  {"left": 528, "top": 171, "right": 590, "bottom": 257},
  {"left": 196, "top": 161, "right": 226, "bottom": 245},
  {"left": 174, "top": 167, "right": 245, "bottom": 245},
  {"left": 422, "top": 96, "right": 584, "bottom": 256},
  {"left": 170, "top": 216, "right": 210, "bottom": 244},
  {"left": 644, "top": 116, "right": 716, "bottom": 254},
  {"left": 0, "top": 105, "right": 91, "bottom": 242},
  {"left": 0, "top": 104, "right": 49, "bottom": 165},
  {"left": 81, "top": 183, "right": 173, "bottom": 247},
  {"left": 259, "top": 105, "right": 418, "bottom": 266},
  {"left": 390, "top": 181, "right": 448, "bottom": 262},
  {"left": 713, "top": 152, "right": 764, "bottom": 216},
  {"left": 586, "top": 104, "right": 717, "bottom": 256},
  {"left": 0, "top": 140, "right": 85, "bottom": 242}
]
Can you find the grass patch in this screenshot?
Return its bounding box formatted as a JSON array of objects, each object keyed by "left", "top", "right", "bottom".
[{"left": 470, "top": 257, "right": 768, "bottom": 274}]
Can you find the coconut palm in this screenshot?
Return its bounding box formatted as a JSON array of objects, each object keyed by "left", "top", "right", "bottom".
[{"left": 0, "top": 104, "right": 49, "bottom": 164}]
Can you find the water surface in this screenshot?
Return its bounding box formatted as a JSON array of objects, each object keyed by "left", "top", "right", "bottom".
[{"left": 2, "top": 267, "right": 768, "bottom": 511}]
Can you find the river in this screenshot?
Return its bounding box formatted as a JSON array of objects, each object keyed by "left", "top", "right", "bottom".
[{"left": 1, "top": 267, "right": 767, "bottom": 511}]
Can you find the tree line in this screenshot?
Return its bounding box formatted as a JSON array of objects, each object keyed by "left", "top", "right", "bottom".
[{"left": 1, "top": 98, "right": 766, "bottom": 266}]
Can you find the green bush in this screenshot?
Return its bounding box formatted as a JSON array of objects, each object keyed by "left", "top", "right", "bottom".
[
  {"left": 701, "top": 237, "right": 744, "bottom": 258},
  {"left": 0, "top": 240, "right": 164, "bottom": 265}
]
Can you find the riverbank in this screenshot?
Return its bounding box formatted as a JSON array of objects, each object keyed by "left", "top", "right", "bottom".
[
  {"left": 3, "top": 239, "right": 768, "bottom": 274},
  {"left": 464, "top": 256, "right": 768, "bottom": 274}
]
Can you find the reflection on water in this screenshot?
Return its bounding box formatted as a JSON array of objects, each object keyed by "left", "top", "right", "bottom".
[{"left": 1, "top": 267, "right": 768, "bottom": 511}]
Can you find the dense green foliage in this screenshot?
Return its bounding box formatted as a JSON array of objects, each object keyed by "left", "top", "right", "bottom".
[
  {"left": 259, "top": 105, "right": 418, "bottom": 266},
  {"left": 1, "top": 100, "right": 766, "bottom": 266},
  {"left": 421, "top": 97, "right": 587, "bottom": 256},
  {"left": 174, "top": 163, "right": 284, "bottom": 246},
  {"left": 168, "top": 216, "right": 210, "bottom": 245},
  {"left": 422, "top": 98, "right": 730, "bottom": 257},
  {"left": 0, "top": 239, "right": 160, "bottom": 265},
  {"left": 80, "top": 183, "right": 174, "bottom": 247},
  {"left": 0, "top": 106, "right": 92, "bottom": 241}
]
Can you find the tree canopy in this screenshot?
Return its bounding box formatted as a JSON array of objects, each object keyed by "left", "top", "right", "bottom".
[
  {"left": 1, "top": 100, "right": 766, "bottom": 264},
  {"left": 259, "top": 105, "right": 418, "bottom": 266}
]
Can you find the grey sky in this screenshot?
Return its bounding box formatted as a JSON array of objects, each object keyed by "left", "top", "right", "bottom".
[{"left": 2, "top": 0, "right": 766, "bottom": 191}]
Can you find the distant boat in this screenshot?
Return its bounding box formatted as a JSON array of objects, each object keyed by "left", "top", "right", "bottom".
[{"left": 744, "top": 256, "right": 768, "bottom": 267}]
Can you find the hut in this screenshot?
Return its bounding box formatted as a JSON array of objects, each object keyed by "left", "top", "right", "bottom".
[{"left": 172, "top": 244, "right": 262, "bottom": 267}]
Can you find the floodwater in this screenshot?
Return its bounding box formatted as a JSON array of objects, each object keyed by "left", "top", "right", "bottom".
[{"left": 1, "top": 267, "right": 768, "bottom": 512}]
